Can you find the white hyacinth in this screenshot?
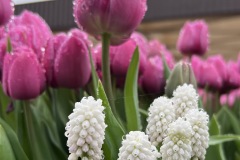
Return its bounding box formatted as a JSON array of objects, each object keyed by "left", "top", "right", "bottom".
[
  {"left": 146, "top": 96, "right": 176, "bottom": 146},
  {"left": 65, "top": 96, "right": 107, "bottom": 160},
  {"left": 185, "top": 109, "right": 209, "bottom": 160},
  {"left": 160, "top": 118, "right": 193, "bottom": 160},
  {"left": 172, "top": 83, "right": 198, "bottom": 118},
  {"left": 118, "top": 131, "right": 161, "bottom": 160}
]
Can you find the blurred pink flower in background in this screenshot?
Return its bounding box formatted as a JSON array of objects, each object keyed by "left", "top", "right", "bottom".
[
  {"left": 131, "top": 32, "right": 149, "bottom": 56},
  {"left": 0, "top": 0, "right": 14, "bottom": 26},
  {"left": 148, "top": 39, "right": 175, "bottom": 69},
  {"left": 73, "top": 0, "right": 147, "bottom": 45},
  {"left": 191, "top": 55, "right": 223, "bottom": 90},
  {"left": 220, "top": 88, "right": 240, "bottom": 107},
  {"left": 43, "top": 29, "right": 91, "bottom": 89},
  {"left": 111, "top": 38, "right": 147, "bottom": 77},
  {"left": 2, "top": 47, "right": 45, "bottom": 100},
  {"left": 139, "top": 55, "right": 165, "bottom": 95},
  {"left": 177, "top": 20, "right": 209, "bottom": 56}
]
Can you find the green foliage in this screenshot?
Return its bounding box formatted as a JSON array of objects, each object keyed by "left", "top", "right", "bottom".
[
  {"left": 124, "top": 48, "right": 142, "bottom": 131},
  {"left": 0, "top": 124, "right": 15, "bottom": 160},
  {"left": 97, "top": 81, "right": 125, "bottom": 160}
]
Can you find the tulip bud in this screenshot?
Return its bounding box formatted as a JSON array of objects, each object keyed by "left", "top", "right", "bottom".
[
  {"left": 2, "top": 47, "right": 45, "bottom": 100},
  {"left": 165, "top": 62, "right": 197, "bottom": 97},
  {"left": 43, "top": 29, "right": 91, "bottom": 89},
  {"left": 73, "top": 0, "right": 147, "bottom": 45},
  {"left": 0, "top": 0, "right": 14, "bottom": 26},
  {"left": 177, "top": 20, "right": 209, "bottom": 56}
]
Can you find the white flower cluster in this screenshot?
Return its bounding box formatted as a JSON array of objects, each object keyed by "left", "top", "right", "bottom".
[
  {"left": 185, "top": 109, "right": 209, "bottom": 159},
  {"left": 65, "top": 96, "right": 107, "bottom": 160},
  {"left": 118, "top": 131, "right": 161, "bottom": 160},
  {"left": 172, "top": 84, "right": 198, "bottom": 118},
  {"left": 145, "top": 83, "right": 209, "bottom": 160},
  {"left": 146, "top": 97, "right": 176, "bottom": 146},
  {"left": 160, "top": 118, "right": 193, "bottom": 160}
]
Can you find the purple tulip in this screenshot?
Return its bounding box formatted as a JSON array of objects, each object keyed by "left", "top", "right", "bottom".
[
  {"left": 43, "top": 29, "right": 91, "bottom": 89},
  {"left": 177, "top": 20, "right": 209, "bottom": 56},
  {"left": 139, "top": 56, "right": 165, "bottom": 95},
  {"left": 2, "top": 47, "right": 45, "bottom": 100},
  {"left": 0, "top": 0, "right": 14, "bottom": 26},
  {"left": 73, "top": 0, "right": 147, "bottom": 45},
  {"left": 111, "top": 39, "right": 147, "bottom": 77}
]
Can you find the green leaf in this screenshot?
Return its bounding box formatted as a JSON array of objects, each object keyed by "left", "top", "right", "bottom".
[
  {"left": 0, "top": 124, "right": 15, "bottom": 160},
  {"left": 209, "top": 115, "right": 220, "bottom": 135},
  {"left": 209, "top": 135, "right": 240, "bottom": 145},
  {"left": 87, "top": 46, "right": 98, "bottom": 98},
  {"left": 0, "top": 118, "right": 28, "bottom": 160},
  {"left": 162, "top": 55, "right": 171, "bottom": 80},
  {"left": 7, "top": 37, "right": 12, "bottom": 53},
  {"left": 97, "top": 81, "right": 125, "bottom": 160},
  {"left": 218, "top": 107, "right": 240, "bottom": 134},
  {"left": 206, "top": 115, "right": 226, "bottom": 160},
  {"left": 124, "top": 48, "right": 141, "bottom": 131}
]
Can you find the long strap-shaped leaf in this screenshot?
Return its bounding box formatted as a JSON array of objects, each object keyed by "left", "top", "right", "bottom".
[
  {"left": 0, "top": 118, "right": 29, "bottom": 160},
  {"left": 97, "top": 81, "right": 125, "bottom": 160},
  {"left": 124, "top": 48, "right": 141, "bottom": 131}
]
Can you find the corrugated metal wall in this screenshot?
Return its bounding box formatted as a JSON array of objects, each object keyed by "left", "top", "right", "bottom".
[{"left": 15, "top": 0, "right": 240, "bottom": 30}]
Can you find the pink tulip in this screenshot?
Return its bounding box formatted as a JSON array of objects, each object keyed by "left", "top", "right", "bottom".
[
  {"left": 6, "top": 10, "right": 52, "bottom": 59},
  {"left": 2, "top": 47, "right": 45, "bottom": 100},
  {"left": 0, "top": 39, "right": 6, "bottom": 79},
  {"left": 139, "top": 56, "right": 165, "bottom": 94},
  {"left": 0, "top": 0, "right": 14, "bottom": 26},
  {"left": 220, "top": 88, "right": 240, "bottom": 108},
  {"left": 206, "top": 55, "right": 227, "bottom": 81},
  {"left": 177, "top": 20, "right": 209, "bottom": 56},
  {"left": 43, "top": 33, "right": 68, "bottom": 87},
  {"left": 43, "top": 29, "right": 91, "bottom": 89},
  {"left": 73, "top": 0, "right": 147, "bottom": 45},
  {"left": 148, "top": 39, "right": 175, "bottom": 69},
  {"left": 191, "top": 56, "right": 222, "bottom": 90},
  {"left": 131, "top": 32, "right": 149, "bottom": 56},
  {"left": 111, "top": 39, "right": 147, "bottom": 77},
  {"left": 224, "top": 61, "right": 240, "bottom": 91}
]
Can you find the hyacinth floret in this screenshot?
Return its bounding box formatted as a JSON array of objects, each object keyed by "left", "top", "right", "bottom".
[
  {"left": 160, "top": 118, "right": 193, "bottom": 160},
  {"left": 118, "top": 131, "right": 161, "bottom": 160},
  {"left": 65, "top": 96, "right": 107, "bottom": 160},
  {"left": 146, "top": 96, "right": 176, "bottom": 146},
  {"left": 172, "top": 83, "right": 198, "bottom": 118},
  {"left": 185, "top": 109, "right": 209, "bottom": 160}
]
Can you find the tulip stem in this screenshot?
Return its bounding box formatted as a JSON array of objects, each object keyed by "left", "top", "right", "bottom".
[
  {"left": 102, "top": 33, "right": 116, "bottom": 114},
  {"left": 22, "top": 101, "right": 35, "bottom": 159}
]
